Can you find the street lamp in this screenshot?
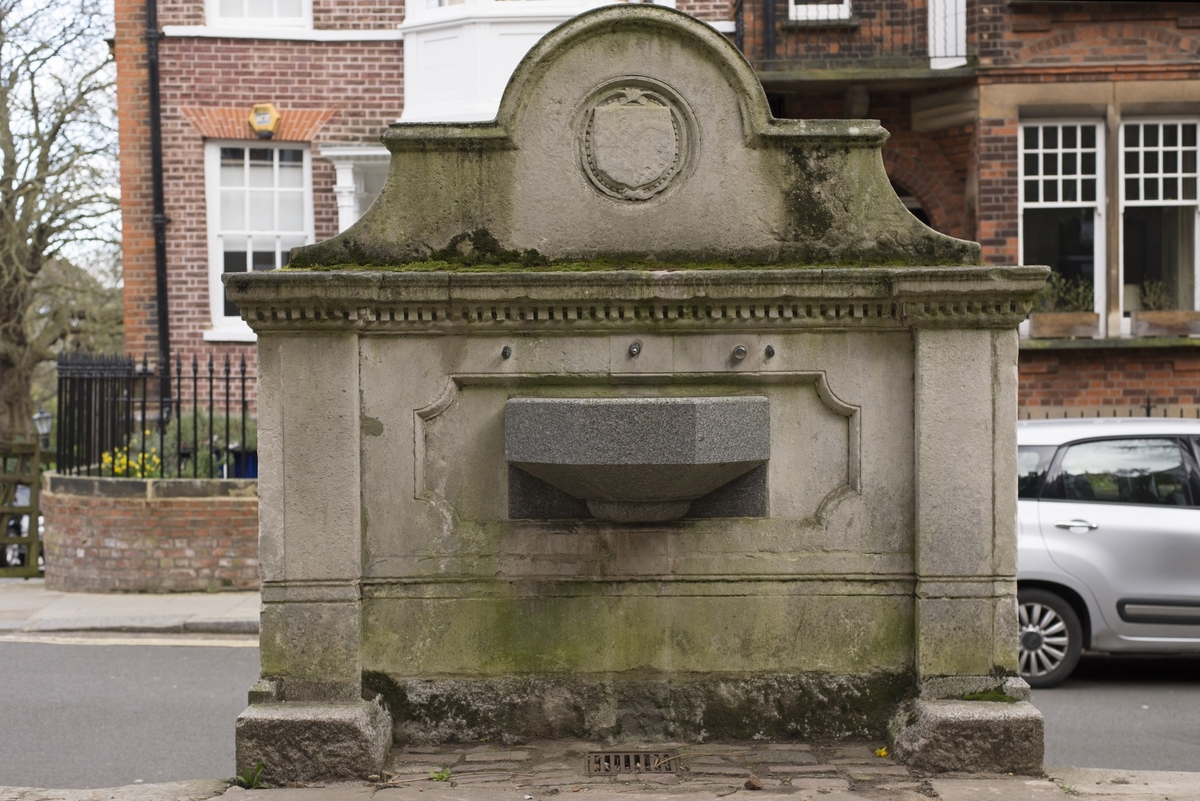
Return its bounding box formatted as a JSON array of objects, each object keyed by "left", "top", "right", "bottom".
[{"left": 32, "top": 405, "right": 52, "bottom": 451}]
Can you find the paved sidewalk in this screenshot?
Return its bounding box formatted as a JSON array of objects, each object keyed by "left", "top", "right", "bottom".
[
  {"left": 4, "top": 767, "right": 1200, "bottom": 801},
  {"left": 0, "top": 578, "right": 259, "bottom": 634}
]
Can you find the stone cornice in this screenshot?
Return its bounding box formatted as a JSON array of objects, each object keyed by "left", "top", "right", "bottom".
[{"left": 225, "top": 266, "right": 1049, "bottom": 334}]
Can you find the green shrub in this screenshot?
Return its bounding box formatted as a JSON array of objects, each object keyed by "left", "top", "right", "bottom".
[
  {"left": 1034, "top": 272, "right": 1094, "bottom": 313},
  {"left": 102, "top": 410, "right": 257, "bottom": 478}
]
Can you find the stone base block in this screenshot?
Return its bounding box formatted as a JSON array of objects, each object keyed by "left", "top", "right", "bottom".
[
  {"left": 235, "top": 698, "right": 392, "bottom": 784},
  {"left": 365, "top": 671, "right": 912, "bottom": 743},
  {"left": 888, "top": 699, "right": 1043, "bottom": 775}
]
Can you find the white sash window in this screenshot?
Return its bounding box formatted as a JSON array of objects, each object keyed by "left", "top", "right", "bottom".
[
  {"left": 206, "top": 142, "right": 314, "bottom": 341},
  {"left": 1121, "top": 121, "right": 1200, "bottom": 315},
  {"left": 1019, "top": 122, "right": 1107, "bottom": 321}
]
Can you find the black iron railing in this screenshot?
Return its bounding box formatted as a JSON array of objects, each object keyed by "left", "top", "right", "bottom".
[
  {"left": 1022, "top": 403, "right": 1200, "bottom": 420},
  {"left": 56, "top": 353, "right": 257, "bottom": 479}
]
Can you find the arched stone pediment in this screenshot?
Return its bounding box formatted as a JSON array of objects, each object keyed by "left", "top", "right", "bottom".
[{"left": 291, "top": 5, "right": 978, "bottom": 268}]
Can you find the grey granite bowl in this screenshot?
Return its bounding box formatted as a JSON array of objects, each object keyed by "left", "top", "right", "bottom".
[{"left": 505, "top": 396, "right": 769, "bottom": 522}]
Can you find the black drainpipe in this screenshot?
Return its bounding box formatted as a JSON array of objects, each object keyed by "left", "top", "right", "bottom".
[{"left": 145, "top": 0, "right": 171, "bottom": 403}]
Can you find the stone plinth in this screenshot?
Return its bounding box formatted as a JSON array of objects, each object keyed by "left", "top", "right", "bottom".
[{"left": 227, "top": 3, "right": 1049, "bottom": 781}]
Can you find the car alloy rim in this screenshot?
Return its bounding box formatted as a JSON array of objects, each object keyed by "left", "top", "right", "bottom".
[{"left": 1019, "top": 601, "right": 1070, "bottom": 677}]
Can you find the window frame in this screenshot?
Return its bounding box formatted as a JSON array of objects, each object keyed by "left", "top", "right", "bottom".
[
  {"left": 789, "top": 0, "right": 852, "bottom": 23},
  {"left": 1118, "top": 118, "right": 1200, "bottom": 316},
  {"left": 1017, "top": 119, "right": 1108, "bottom": 321},
  {"left": 204, "top": 140, "right": 315, "bottom": 342},
  {"left": 1040, "top": 436, "right": 1198, "bottom": 508},
  {"left": 205, "top": 0, "right": 312, "bottom": 29}
]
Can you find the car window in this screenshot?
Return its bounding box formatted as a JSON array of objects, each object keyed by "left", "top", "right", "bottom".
[
  {"left": 1058, "top": 438, "right": 1191, "bottom": 506},
  {"left": 1018, "top": 446, "right": 1056, "bottom": 499}
]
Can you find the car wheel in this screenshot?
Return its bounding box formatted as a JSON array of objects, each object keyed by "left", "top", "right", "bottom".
[{"left": 1018, "top": 588, "right": 1083, "bottom": 688}]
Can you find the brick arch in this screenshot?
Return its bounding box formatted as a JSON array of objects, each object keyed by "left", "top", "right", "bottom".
[
  {"left": 1019, "top": 23, "right": 1200, "bottom": 65},
  {"left": 882, "top": 142, "right": 968, "bottom": 240}
]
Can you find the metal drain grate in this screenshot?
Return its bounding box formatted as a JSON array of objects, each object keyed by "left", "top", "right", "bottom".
[{"left": 586, "top": 750, "right": 678, "bottom": 775}]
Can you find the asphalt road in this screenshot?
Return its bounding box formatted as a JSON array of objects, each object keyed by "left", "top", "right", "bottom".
[
  {"left": 1035, "top": 654, "right": 1200, "bottom": 771},
  {"left": 1, "top": 637, "right": 1198, "bottom": 789},
  {"left": 0, "top": 636, "right": 260, "bottom": 789}
]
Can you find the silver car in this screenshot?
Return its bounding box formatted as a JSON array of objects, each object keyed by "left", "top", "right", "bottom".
[{"left": 1017, "top": 418, "right": 1200, "bottom": 687}]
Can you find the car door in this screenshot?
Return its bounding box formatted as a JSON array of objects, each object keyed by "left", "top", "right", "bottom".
[{"left": 1038, "top": 436, "right": 1200, "bottom": 645}]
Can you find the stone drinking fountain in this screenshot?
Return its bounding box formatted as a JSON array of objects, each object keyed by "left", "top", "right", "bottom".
[{"left": 228, "top": 5, "right": 1048, "bottom": 783}]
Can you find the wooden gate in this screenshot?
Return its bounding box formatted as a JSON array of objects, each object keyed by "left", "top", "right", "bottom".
[{"left": 0, "top": 442, "right": 42, "bottom": 577}]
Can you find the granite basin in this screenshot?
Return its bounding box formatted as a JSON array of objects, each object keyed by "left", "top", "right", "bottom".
[{"left": 504, "top": 396, "right": 769, "bottom": 522}]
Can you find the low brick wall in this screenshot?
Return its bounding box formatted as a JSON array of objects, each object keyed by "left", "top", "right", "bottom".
[
  {"left": 43, "top": 473, "right": 259, "bottom": 593},
  {"left": 1019, "top": 346, "right": 1200, "bottom": 418}
]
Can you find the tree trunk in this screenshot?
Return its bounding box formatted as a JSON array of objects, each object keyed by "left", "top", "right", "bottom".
[{"left": 0, "top": 353, "right": 34, "bottom": 441}]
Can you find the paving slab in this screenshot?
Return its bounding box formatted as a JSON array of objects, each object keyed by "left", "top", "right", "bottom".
[
  {"left": 223, "top": 786, "right": 375, "bottom": 800},
  {"left": 932, "top": 777, "right": 1079, "bottom": 800},
  {"left": 4, "top": 772, "right": 1199, "bottom": 801},
  {"left": 1047, "top": 768, "right": 1200, "bottom": 798},
  {"left": 0, "top": 780, "right": 227, "bottom": 801},
  {"left": 463, "top": 752, "right": 529, "bottom": 763},
  {"left": 0, "top": 579, "right": 258, "bottom": 633}
]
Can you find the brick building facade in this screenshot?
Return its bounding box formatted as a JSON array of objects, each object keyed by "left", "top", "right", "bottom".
[{"left": 115, "top": 0, "right": 1200, "bottom": 417}]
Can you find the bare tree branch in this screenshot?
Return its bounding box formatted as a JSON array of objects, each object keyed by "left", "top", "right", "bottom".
[{"left": 0, "top": 0, "right": 118, "bottom": 440}]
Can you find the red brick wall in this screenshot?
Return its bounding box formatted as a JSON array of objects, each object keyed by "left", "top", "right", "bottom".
[
  {"left": 1019, "top": 348, "right": 1200, "bottom": 417},
  {"left": 116, "top": 27, "right": 404, "bottom": 385},
  {"left": 154, "top": 37, "right": 404, "bottom": 373},
  {"left": 776, "top": 90, "right": 972, "bottom": 240},
  {"left": 876, "top": 92, "right": 973, "bottom": 242},
  {"left": 115, "top": 0, "right": 158, "bottom": 363},
  {"left": 159, "top": 0, "right": 407, "bottom": 28},
  {"left": 974, "top": 117, "right": 1019, "bottom": 266},
  {"left": 676, "top": 0, "right": 732, "bottom": 23},
  {"left": 978, "top": 0, "right": 1200, "bottom": 68},
  {"left": 43, "top": 476, "right": 259, "bottom": 593}
]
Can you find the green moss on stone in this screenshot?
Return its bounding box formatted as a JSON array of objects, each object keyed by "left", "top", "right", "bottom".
[
  {"left": 282, "top": 256, "right": 958, "bottom": 274},
  {"left": 962, "top": 688, "right": 1018, "bottom": 703}
]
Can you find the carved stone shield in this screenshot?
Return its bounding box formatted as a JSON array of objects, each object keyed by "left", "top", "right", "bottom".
[
  {"left": 590, "top": 104, "right": 677, "bottom": 193},
  {"left": 579, "top": 83, "right": 692, "bottom": 201}
]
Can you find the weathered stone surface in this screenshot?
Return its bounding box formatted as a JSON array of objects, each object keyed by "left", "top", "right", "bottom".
[
  {"left": 224, "top": 0, "right": 1047, "bottom": 779},
  {"left": 235, "top": 699, "right": 392, "bottom": 784},
  {"left": 365, "top": 671, "right": 913, "bottom": 744},
  {"left": 887, "top": 700, "right": 1044, "bottom": 775}
]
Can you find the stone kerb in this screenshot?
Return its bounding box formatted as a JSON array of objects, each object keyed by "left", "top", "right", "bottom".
[
  {"left": 225, "top": 3, "right": 1049, "bottom": 783},
  {"left": 42, "top": 473, "right": 259, "bottom": 593}
]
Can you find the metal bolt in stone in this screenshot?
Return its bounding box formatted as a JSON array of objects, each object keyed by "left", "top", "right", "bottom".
[
  {"left": 501, "top": 345, "right": 512, "bottom": 360},
  {"left": 628, "top": 340, "right": 642, "bottom": 357},
  {"left": 765, "top": 345, "right": 775, "bottom": 359},
  {"left": 732, "top": 345, "right": 748, "bottom": 361}
]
